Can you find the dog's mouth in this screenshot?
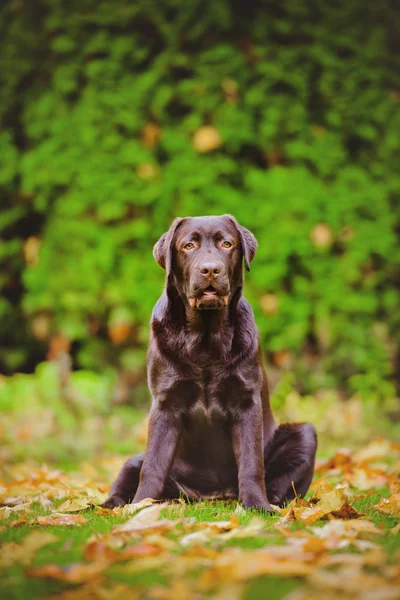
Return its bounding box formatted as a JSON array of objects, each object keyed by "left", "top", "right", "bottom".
[
  {"left": 188, "top": 286, "right": 229, "bottom": 309},
  {"left": 202, "top": 285, "right": 218, "bottom": 296}
]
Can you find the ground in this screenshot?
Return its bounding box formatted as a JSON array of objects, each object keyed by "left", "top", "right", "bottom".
[{"left": 0, "top": 391, "right": 399, "bottom": 600}]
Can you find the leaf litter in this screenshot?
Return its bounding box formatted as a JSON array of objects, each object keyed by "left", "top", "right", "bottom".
[{"left": 0, "top": 438, "right": 399, "bottom": 599}]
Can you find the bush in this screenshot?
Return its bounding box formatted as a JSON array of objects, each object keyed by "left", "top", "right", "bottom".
[{"left": 1, "top": 0, "right": 399, "bottom": 398}]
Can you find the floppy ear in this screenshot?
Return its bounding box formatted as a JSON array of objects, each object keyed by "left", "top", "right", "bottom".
[
  {"left": 226, "top": 215, "right": 258, "bottom": 271},
  {"left": 238, "top": 224, "right": 258, "bottom": 271},
  {"left": 153, "top": 218, "right": 185, "bottom": 274}
]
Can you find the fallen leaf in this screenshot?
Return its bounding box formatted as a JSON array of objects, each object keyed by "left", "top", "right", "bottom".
[
  {"left": 316, "top": 448, "right": 353, "bottom": 472},
  {"left": 35, "top": 513, "right": 87, "bottom": 526},
  {"left": 295, "top": 506, "right": 326, "bottom": 524},
  {"left": 148, "top": 580, "right": 195, "bottom": 599},
  {"left": 233, "top": 503, "right": 246, "bottom": 517},
  {"left": 354, "top": 439, "right": 393, "bottom": 464},
  {"left": 389, "top": 480, "right": 400, "bottom": 495},
  {"left": 199, "top": 548, "right": 313, "bottom": 588},
  {"left": 180, "top": 530, "right": 213, "bottom": 547},
  {"left": 0, "top": 531, "right": 58, "bottom": 568},
  {"left": 220, "top": 517, "right": 265, "bottom": 540},
  {"left": 0, "top": 503, "right": 32, "bottom": 519},
  {"left": 112, "top": 503, "right": 171, "bottom": 534},
  {"left": 370, "top": 494, "right": 400, "bottom": 517},
  {"left": 48, "top": 583, "right": 141, "bottom": 600},
  {"left": 389, "top": 523, "right": 400, "bottom": 535},
  {"left": 349, "top": 467, "right": 388, "bottom": 491},
  {"left": 312, "top": 518, "right": 383, "bottom": 541},
  {"left": 84, "top": 539, "right": 164, "bottom": 565},
  {"left": 27, "top": 562, "right": 106, "bottom": 584},
  {"left": 58, "top": 497, "right": 92, "bottom": 512},
  {"left": 307, "top": 564, "right": 397, "bottom": 594},
  {"left": 121, "top": 497, "right": 158, "bottom": 516}
]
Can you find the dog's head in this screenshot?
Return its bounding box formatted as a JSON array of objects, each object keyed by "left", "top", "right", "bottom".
[{"left": 153, "top": 215, "right": 257, "bottom": 310}]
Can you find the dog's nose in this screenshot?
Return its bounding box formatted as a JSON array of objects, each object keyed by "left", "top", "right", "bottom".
[{"left": 199, "top": 261, "right": 222, "bottom": 277}]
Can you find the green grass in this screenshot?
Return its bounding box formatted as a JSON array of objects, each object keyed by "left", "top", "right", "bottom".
[{"left": 1, "top": 493, "right": 398, "bottom": 600}]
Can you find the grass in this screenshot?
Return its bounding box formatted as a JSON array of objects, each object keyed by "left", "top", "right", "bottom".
[
  {"left": 1, "top": 492, "right": 399, "bottom": 600},
  {"left": 0, "top": 395, "right": 399, "bottom": 599}
]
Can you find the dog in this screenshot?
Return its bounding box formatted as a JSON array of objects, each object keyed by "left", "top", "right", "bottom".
[{"left": 104, "top": 215, "right": 317, "bottom": 511}]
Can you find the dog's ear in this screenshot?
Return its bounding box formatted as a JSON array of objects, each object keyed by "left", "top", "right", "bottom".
[
  {"left": 238, "top": 225, "right": 258, "bottom": 271},
  {"left": 226, "top": 215, "right": 258, "bottom": 271},
  {"left": 153, "top": 218, "right": 185, "bottom": 273}
]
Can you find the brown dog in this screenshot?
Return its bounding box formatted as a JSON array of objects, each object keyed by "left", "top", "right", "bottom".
[{"left": 104, "top": 215, "right": 317, "bottom": 511}]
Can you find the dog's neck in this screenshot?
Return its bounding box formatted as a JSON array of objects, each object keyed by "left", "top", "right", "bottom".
[{"left": 164, "top": 283, "right": 243, "bottom": 361}]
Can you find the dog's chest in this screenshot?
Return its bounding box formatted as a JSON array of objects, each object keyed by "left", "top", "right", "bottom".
[
  {"left": 152, "top": 354, "right": 261, "bottom": 413},
  {"left": 186, "top": 368, "right": 256, "bottom": 415}
]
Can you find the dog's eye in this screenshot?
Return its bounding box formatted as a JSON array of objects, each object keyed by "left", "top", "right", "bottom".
[
  {"left": 184, "top": 242, "right": 195, "bottom": 250},
  {"left": 221, "top": 241, "right": 232, "bottom": 248}
]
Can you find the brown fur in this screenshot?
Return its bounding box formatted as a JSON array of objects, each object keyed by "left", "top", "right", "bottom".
[{"left": 104, "top": 215, "right": 317, "bottom": 511}]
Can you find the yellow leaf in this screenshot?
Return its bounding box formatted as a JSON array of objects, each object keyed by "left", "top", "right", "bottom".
[
  {"left": 112, "top": 503, "right": 171, "bottom": 533},
  {"left": 121, "top": 497, "right": 157, "bottom": 516},
  {"left": 27, "top": 562, "right": 105, "bottom": 584},
  {"left": 296, "top": 506, "right": 326, "bottom": 524},
  {"left": 0, "top": 531, "right": 58, "bottom": 568},
  {"left": 350, "top": 468, "right": 388, "bottom": 491},
  {"left": 371, "top": 494, "right": 400, "bottom": 517},
  {"left": 58, "top": 497, "right": 91, "bottom": 512},
  {"left": 354, "top": 439, "right": 393, "bottom": 464},
  {"left": 35, "top": 513, "right": 87, "bottom": 526},
  {"left": 199, "top": 548, "right": 312, "bottom": 588},
  {"left": 0, "top": 502, "right": 32, "bottom": 519}
]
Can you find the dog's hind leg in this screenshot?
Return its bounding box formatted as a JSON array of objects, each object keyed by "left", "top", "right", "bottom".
[
  {"left": 264, "top": 423, "right": 317, "bottom": 506},
  {"left": 103, "top": 452, "right": 181, "bottom": 508},
  {"left": 103, "top": 453, "right": 145, "bottom": 508}
]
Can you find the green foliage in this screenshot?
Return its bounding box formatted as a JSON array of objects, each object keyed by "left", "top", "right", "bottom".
[{"left": 0, "top": 0, "right": 399, "bottom": 396}]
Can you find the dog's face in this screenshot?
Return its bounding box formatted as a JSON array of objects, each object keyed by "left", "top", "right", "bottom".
[{"left": 153, "top": 215, "right": 257, "bottom": 310}]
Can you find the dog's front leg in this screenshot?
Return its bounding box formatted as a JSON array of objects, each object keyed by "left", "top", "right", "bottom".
[
  {"left": 232, "top": 401, "right": 274, "bottom": 512},
  {"left": 133, "top": 405, "right": 181, "bottom": 503}
]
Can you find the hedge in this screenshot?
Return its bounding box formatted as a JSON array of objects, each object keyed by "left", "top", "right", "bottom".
[{"left": 1, "top": 0, "right": 399, "bottom": 399}]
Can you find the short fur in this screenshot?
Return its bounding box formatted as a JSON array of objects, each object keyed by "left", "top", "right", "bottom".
[{"left": 104, "top": 215, "right": 317, "bottom": 511}]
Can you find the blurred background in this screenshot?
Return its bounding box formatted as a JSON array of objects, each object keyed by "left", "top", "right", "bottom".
[{"left": 1, "top": 0, "right": 399, "bottom": 466}]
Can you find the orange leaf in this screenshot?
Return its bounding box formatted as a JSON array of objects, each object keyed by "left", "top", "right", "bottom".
[
  {"left": 35, "top": 513, "right": 87, "bottom": 526},
  {"left": 27, "top": 563, "right": 105, "bottom": 584}
]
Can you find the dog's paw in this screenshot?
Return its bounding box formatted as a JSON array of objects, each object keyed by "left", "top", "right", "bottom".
[
  {"left": 102, "top": 495, "right": 126, "bottom": 509},
  {"left": 241, "top": 496, "right": 275, "bottom": 514}
]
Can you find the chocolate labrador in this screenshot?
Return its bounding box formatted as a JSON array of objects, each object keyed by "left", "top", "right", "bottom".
[{"left": 104, "top": 215, "right": 317, "bottom": 511}]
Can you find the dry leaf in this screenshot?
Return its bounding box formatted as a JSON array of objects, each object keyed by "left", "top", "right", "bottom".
[
  {"left": 0, "top": 502, "right": 32, "bottom": 519},
  {"left": 149, "top": 580, "right": 196, "bottom": 599},
  {"left": 354, "top": 439, "right": 393, "bottom": 464},
  {"left": 389, "top": 480, "right": 400, "bottom": 495},
  {"left": 199, "top": 548, "right": 312, "bottom": 588},
  {"left": 316, "top": 448, "right": 353, "bottom": 472},
  {"left": 121, "top": 497, "right": 158, "bottom": 516},
  {"left": 58, "top": 497, "right": 92, "bottom": 512},
  {"left": 48, "top": 583, "right": 141, "bottom": 600},
  {"left": 35, "top": 513, "right": 87, "bottom": 526},
  {"left": 350, "top": 468, "right": 388, "bottom": 491},
  {"left": 371, "top": 494, "right": 400, "bottom": 517},
  {"left": 84, "top": 540, "right": 163, "bottom": 564},
  {"left": 0, "top": 531, "right": 58, "bottom": 568},
  {"left": 389, "top": 523, "right": 400, "bottom": 535},
  {"left": 307, "top": 564, "right": 396, "bottom": 594},
  {"left": 27, "top": 562, "right": 106, "bottom": 584},
  {"left": 111, "top": 503, "right": 174, "bottom": 536}
]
